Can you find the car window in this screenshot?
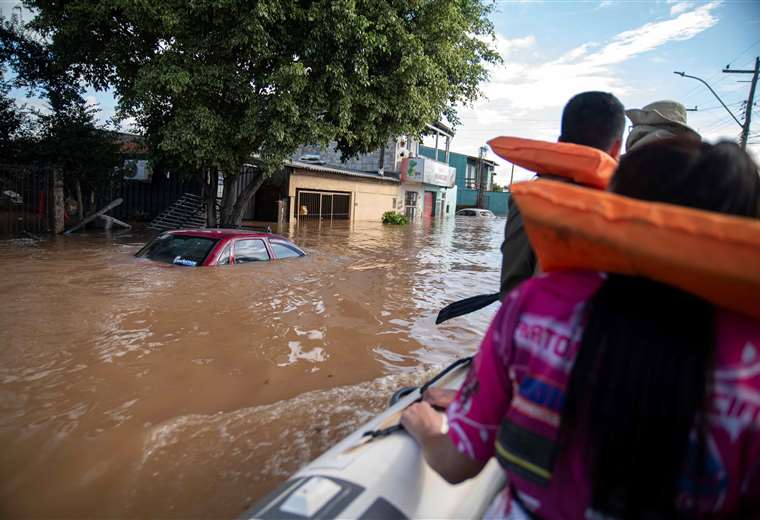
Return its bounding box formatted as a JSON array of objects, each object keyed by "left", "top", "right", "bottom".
[
  {"left": 216, "top": 244, "right": 231, "bottom": 265},
  {"left": 270, "top": 240, "right": 303, "bottom": 259},
  {"left": 136, "top": 234, "right": 218, "bottom": 266},
  {"left": 234, "top": 239, "right": 270, "bottom": 263},
  {"left": 460, "top": 210, "right": 475, "bottom": 216}
]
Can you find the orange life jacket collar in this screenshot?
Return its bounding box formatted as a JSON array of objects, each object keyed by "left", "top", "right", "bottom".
[
  {"left": 487, "top": 136, "right": 617, "bottom": 189},
  {"left": 512, "top": 179, "right": 760, "bottom": 320}
]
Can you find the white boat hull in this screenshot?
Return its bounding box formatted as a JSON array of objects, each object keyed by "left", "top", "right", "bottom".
[{"left": 245, "top": 363, "right": 505, "bottom": 519}]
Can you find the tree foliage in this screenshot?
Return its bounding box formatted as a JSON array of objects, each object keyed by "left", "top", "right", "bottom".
[
  {"left": 35, "top": 99, "right": 122, "bottom": 205},
  {"left": 22, "top": 0, "right": 500, "bottom": 224},
  {"left": 1, "top": 15, "right": 121, "bottom": 216},
  {"left": 0, "top": 76, "right": 24, "bottom": 158}
]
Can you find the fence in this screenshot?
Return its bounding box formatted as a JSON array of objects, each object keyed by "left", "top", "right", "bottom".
[
  {"left": 296, "top": 189, "right": 351, "bottom": 221},
  {"left": 111, "top": 172, "right": 204, "bottom": 222},
  {"left": 0, "top": 165, "right": 54, "bottom": 236},
  {"left": 0, "top": 162, "right": 274, "bottom": 235}
]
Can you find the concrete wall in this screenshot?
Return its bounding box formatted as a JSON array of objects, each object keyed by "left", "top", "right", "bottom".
[
  {"left": 457, "top": 189, "right": 510, "bottom": 216},
  {"left": 295, "top": 136, "right": 417, "bottom": 175},
  {"left": 288, "top": 169, "right": 400, "bottom": 222}
]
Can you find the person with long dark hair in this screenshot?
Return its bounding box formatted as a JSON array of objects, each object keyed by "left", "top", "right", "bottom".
[{"left": 401, "top": 138, "right": 760, "bottom": 519}]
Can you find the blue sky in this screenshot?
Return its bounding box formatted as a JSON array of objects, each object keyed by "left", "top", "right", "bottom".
[
  {"left": 4, "top": 0, "right": 760, "bottom": 184},
  {"left": 450, "top": 0, "right": 760, "bottom": 183}
]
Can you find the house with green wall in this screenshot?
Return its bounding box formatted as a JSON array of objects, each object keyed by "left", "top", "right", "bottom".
[{"left": 418, "top": 145, "right": 510, "bottom": 216}]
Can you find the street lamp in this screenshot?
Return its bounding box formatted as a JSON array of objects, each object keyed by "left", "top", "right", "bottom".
[{"left": 673, "top": 71, "right": 742, "bottom": 127}]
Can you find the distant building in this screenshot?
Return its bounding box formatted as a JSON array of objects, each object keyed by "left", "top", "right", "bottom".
[
  {"left": 274, "top": 123, "right": 458, "bottom": 223},
  {"left": 397, "top": 122, "right": 457, "bottom": 219},
  {"left": 418, "top": 145, "right": 509, "bottom": 216}
]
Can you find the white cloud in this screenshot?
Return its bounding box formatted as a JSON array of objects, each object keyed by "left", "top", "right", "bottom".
[
  {"left": 669, "top": 2, "right": 694, "bottom": 16},
  {"left": 598, "top": 1, "right": 614, "bottom": 8},
  {"left": 490, "top": 34, "right": 536, "bottom": 57},
  {"left": 482, "top": 2, "right": 719, "bottom": 109},
  {"left": 13, "top": 96, "right": 48, "bottom": 114},
  {"left": 450, "top": 1, "right": 722, "bottom": 162}
]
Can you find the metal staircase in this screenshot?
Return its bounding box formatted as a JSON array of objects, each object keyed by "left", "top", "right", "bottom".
[{"left": 148, "top": 193, "right": 206, "bottom": 231}]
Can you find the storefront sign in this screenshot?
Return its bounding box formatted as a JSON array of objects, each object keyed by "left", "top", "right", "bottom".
[{"left": 409, "top": 157, "right": 455, "bottom": 187}]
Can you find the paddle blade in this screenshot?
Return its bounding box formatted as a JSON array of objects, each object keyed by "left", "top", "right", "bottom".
[{"left": 435, "top": 293, "right": 501, "bottom": 324}]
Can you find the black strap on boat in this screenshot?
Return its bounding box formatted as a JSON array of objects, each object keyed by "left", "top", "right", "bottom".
[
  {"left": 362, "top": 423, "right": 404, "bottom": 439},
  {"left": 361, "top": 356, "right": 474, "bottom": 439},
  {"left": 418, "top": 356, "right": 473, "bottom": 396}
]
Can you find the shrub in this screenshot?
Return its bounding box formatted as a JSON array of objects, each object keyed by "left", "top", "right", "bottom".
[{"left": 382, "top": 211, "right": 409, "bottom": 225}]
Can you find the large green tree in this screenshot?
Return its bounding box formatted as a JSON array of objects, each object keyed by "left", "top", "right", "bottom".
[{"left": 23, "top": 0, "right": 500, "bottom": 225}]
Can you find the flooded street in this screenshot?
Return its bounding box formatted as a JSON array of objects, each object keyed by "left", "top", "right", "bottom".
[{"left": 0, "top": 217, "right": 503, "bottom": 518}]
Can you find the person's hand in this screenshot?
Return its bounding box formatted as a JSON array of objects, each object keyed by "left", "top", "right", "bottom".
[
  {"left": 400, "top": 401, "right": 444, "bottom": 444},
  {"left": 423, "top": 388, "right": 457, "bottom": 409}
]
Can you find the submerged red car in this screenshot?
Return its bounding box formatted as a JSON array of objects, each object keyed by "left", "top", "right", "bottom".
[{"left": 135, "top": 228, "right": 305, "bottom": 267}]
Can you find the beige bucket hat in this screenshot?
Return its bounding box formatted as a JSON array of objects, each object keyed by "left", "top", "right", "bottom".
[{"left": 625, "top": 100, "right": 701, "bottom": 151}]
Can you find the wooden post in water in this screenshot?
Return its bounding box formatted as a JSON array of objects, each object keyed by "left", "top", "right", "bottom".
[{"left": 64, "top": 198, "right": 124, "bottom": 235}]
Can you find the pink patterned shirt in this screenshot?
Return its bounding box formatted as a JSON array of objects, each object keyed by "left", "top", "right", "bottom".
[{"left": 447, "top": 270, "right": 760, "bottom": 519}]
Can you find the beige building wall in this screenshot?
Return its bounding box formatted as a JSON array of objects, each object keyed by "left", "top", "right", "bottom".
[{"left": 288, "top": 169, "right": 401, "bottom": 222}]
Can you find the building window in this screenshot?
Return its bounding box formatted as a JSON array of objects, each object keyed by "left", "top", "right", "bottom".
[
  {"left": 465, "top": 163, "right": 479, "bottom": 189},
  {"left": 404, "top": 191, "right": 418, "bottom": 207}
]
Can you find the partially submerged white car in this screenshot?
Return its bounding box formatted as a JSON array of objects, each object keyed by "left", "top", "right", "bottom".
[{"left": 456, "top": 208, "right": 495, "bottom": 217}]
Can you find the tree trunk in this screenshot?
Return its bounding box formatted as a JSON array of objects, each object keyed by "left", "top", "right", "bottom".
[
  {"left": 219, "top": 172, "right": 238, "bottom": 224},
  {"left": 205, "top": 169, "right": 218, "bottom": 227},
  {"left": 75, "top": 179, "right": 84, "bottom": 221},
  {"left": 223, "top": 170, "right": 267, "bottom": 226}
]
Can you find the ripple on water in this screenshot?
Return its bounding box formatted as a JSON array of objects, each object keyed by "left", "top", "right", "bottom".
[
  {"left": 133, "top": 368, "right": 445, "bottom": 517},
  {"left": 0, "top": 217, "right": 506, "bottom": 518}
]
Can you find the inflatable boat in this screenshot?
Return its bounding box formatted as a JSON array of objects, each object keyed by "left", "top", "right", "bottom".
[
  {"left": 245, "top": 137, "right": 760, "bottom": 520},
  {"left": 243, "top": 358, "right": 505, "bottom": 519}
]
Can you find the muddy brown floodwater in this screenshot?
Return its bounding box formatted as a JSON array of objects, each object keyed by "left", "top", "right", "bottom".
[{"left": 0, "top": 217, "right": 504, "bottom": 518}]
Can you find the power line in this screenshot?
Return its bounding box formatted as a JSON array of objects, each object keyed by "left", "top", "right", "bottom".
[
  {"left": 694, "top": 100, "right": 745, "bottom": 112},
  {"left": 726, "top": 38, "right": 760, "bottom": 68},
  {"left": 699, "top": 113, "right": 736, "bottom": 131}
]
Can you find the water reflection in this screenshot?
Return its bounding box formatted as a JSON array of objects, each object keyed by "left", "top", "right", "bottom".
[{"left": 0, "top": 216, "right": 504, "bottom": 518}]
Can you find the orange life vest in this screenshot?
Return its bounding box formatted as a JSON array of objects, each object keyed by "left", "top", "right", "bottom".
[
  {"left": 487, "top": 136, "right": 617, "bottom": 189},
  {"left": 511, "top": 179, "right": 760, "bottom": 320}
]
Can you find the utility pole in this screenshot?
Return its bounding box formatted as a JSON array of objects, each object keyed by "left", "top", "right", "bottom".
[
  {"left": 723, "top": 57, "right": 759, "bottom": 149},
  {"left": 476, "top": 146, "right": 487, "bottom": 209}
]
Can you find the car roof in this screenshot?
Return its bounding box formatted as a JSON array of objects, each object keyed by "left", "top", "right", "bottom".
[{"left": 168, "top": 229, "right": 288, "bottom": 240}]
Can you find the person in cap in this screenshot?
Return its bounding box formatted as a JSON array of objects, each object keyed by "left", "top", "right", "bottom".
[{"left": 626, "top": 100, "right": 701, "bottom": 151}]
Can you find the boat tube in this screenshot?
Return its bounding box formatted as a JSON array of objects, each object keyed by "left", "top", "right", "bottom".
[{"left": 243, "top": 359, "right": 505, "bottom": 519}]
